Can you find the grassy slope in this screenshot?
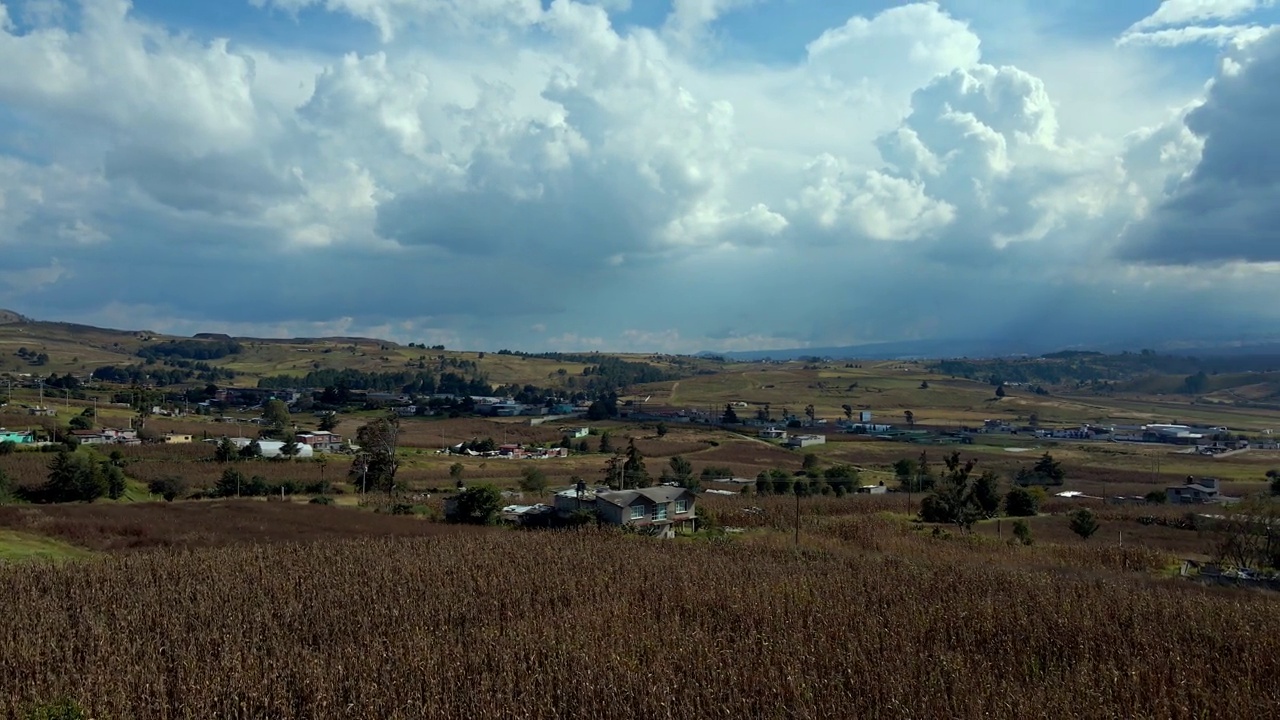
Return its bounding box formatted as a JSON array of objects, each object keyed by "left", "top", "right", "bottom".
[{"left": 0, "top": 530, "right": 93, "bottom": 562}]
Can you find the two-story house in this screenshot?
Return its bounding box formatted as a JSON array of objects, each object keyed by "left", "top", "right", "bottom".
[
  {"left": 593, "top": 486, "right": 698, "bottom": 537},
  {"left": 1167, "top": 476, "right": 1234, "bottom": 504}
]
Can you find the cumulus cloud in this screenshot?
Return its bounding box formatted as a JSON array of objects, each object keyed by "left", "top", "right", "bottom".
[
  {"left": 1119, "top": 28, "right": 1280, "bottom": 264},
  {"left": 0, "top": 0, "right": 1273, "bottom": 352}
]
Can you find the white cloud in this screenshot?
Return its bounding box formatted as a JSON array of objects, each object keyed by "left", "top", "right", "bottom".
[
  {"left": 0, "top": 0, "right": 1272, "bottom": 351},
  {"left": 1129, "top": 0, "right": 1274, "bottom": 31},
  {"left": 1119, "top": 23, "right": 1274, "bottom": 47}
]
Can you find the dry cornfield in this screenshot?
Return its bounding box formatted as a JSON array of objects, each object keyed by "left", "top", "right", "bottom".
[{"left": 3, "top": 528, "right": 1279, "bottom": 719}]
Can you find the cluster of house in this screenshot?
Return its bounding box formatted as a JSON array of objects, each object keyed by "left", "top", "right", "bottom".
[
  {"left": 757, "top": 427, "right": 830, "bottom": 448},
  {"left": 68, "top": 429, "right": 193, "bottom": 446},
  {"left": 484, "top": 483, "right": 700, "bottom": 537},
  {"left": 445, "top": 442, "right": 570, "bottom": 459}
]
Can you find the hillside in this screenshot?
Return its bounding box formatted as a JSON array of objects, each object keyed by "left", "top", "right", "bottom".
[{"left": 0, "top": 314, "right": 715, "bottom": 392}]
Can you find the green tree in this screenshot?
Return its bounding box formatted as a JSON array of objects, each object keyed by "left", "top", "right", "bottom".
[
  {"left": 449, "top": 463, "right": 464, "bottom": 482},
  {"left": 721, "top": 404, "right": 740, "bottom": 424},
  {"left": 755, "top": 471, "right": 772, "bottom": 495},
  {"left": 655, "top": 422, "right": 668, "bottom": 437},
  {"left": 262, "top": 399, "right": 292, "bottom": 433},
  {"left": 214, "top": 437, "right": 236, "bottom": 463},
  {"left": 919, "top": 380, "right": 929, "bottom": 389},
  {"left": 0, "top": 440, "right": 15, "bottom": 456},
  {"left": 1004, "top": 487, "right": 1040, "bottom": 517},
  {"left": 1268, "top": 469, "right": 1279, "bottom": 497},
  {"left": 148, "top": 476, "right": 187, "bottom": 502},
  {"left": 216, "top": 467, "right": 244, "bottom": 498},
  {"left": 238, "top": 440, "right": 262, "bottom": 460},
  {"left": 452, "top": 484, "right": 502, "bottom": 525},
  {"left": 599, "top": 431, "right": 613, "bottom": 454},
  {"left": 842, "top": 404, "right": 853, "bottom": 421},
  {"left": 664, "top": 455, "right": 697, "bottom": 491},
  {"left": 995, "top": 384, "right": 1007, "bottom": 398},
  {"left": 1068, "top": 508, "right": 1100, "bottom": 541},
  {"left": 917, "top": 452, "right": 982, "bottom": 531},
  {"left": 971, "top": 471, "right": 1001, "bottom": 518},
  {"left": 1182, "top": 371, "right": 1209, "bottom": 395},
  {"left": 804, "top": 404, "right": 816, "bottom": 425},
  {"left": 519, "top": 466, "right": 548, "bottom": 494},
  {"left": 769, "top": 468, "right": 793, "bottom": 495},
  {"left": 280, "top": 436, "right": 301, "bottom": 458},
  {"left": 893, "top": 458, "right": 918, "bottom": 492},
  {"left": 904, "top": 410, "right": 915, "bottom": 429},
  {"left": 68, "top": 415, "right": 93, "bottom": 431},
  {"left": 318, "top": 413, "right": 339, "bottom": 432},
  {"left": 624, "top": 439, "right": 650, "bottom": 488},
  {"left": 823, "top": 464, "right": 860, "bottom": 496},
  {"left": 101, "top": 461, "right": 126, "bottom": 500},
  {"left": 802, "top": 453, "right": 820, "bottom": 471}
]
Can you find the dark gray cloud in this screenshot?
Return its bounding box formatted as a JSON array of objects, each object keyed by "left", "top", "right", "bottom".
[{"left": 1120, "top": 29, "right": 1280, "bottom": 264}]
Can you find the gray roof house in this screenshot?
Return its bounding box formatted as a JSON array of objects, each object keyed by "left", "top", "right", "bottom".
[
  {"left": 557, "top": 485, "right": 697, "bottom": 537},
  {"left": 1166, "top": 477, "right": 1236, "bottom": 505}
]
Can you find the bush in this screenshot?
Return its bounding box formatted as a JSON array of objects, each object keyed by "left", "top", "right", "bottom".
[
  {"left": 309, "top": 496, "right": 334, "bottom": 506},
  {"left": 1012, "top": 519, "right": 1033, "bottom": 546},
  {"left": 1004, "top": 487, "right": 1040, "bottom": 517},
  {"left": 147, "top": 477, "right": 187, "bottom": 502},
  {"left": 388, "top": 503, "right": 415, "bottom": 515},
  {"left": 24, "top": 698, "right": 87, "bottom": 720}
]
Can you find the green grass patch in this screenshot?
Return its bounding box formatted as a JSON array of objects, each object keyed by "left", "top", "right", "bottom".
[{"left": 0, "top": 531, "right": 93, "bottom": 563}]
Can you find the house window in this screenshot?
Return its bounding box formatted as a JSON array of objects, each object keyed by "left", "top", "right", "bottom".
[
  {"left": 630, "top": 505, "right": 645, "bottom": 520},
  {"left": 675, "top": 499, "right": 689, "bottom": 514},
  {"left": 652, "top": 503, "right": 669, "bottom": 521}
]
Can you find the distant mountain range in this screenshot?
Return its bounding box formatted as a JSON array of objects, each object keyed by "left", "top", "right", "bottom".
[{"left": 702, "top": 335, "right": 1280, "bottom": 362}]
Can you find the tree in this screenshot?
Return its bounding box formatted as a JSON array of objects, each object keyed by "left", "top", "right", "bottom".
[
  {"left": 102, "top": 462, "right": 126, "bottom": 500},
  {"left": 822, "top": 464, "right": 860, "bottom": 496},
  {"left": 903, "top": 410, "right": 915, "bottom": 429},
  {"left": 0, "top": 441, "right": 15, "bottom": 456},
  {"left": 804, "top": 404, "right": 816, "bottom": 425},
  {"left": 893, "top": 458, "right": 918, "bottom": 492},
  {"left": 1182, "top": 371, "right": 1209, "bottom": 395},
  {"left": 1068, "top": 508, "right": 1100, "bottom": 540},
  {"left": 519, "top": 466, "right": 548, "bottom": 494},
  {"left": 919, "top": 380, "right": 929, "bottom": 389},
  {"left": 214, "top": 437, "right": 236, "bottom": 463},
  {"left": 262, "top": 399, "right": 292, "bottom": 433},
  {"left": 664, "top": 455, "right": 696, "bottom": 490},
  {"left": 353, "top": 415, "right": 400, "bottom": 494},
  {"left": 1032, "top": 453, "right": 1065, "bottom": 484},
  {"left": 1214, "top": 495, "right": 1280, "bottom": 570},
  {"left": 449, "top": 463, "right": 464, "bottom": 483},
  {"left": 802, "top": 453, "right": 820, "bottom": 472},
  {"left": 598, "top": 431, "right": 613, "bottom": 454},
  {"left": 216, "top": 467, "right": 244, "bottom": 498},
  {"left": 1004, "top": 487, "right": 1040, "bottom": 517},
  {"left": 148, "top": 476, "right": 187, "bottom": 502},
  {"left": 842, "top": 404, "right": 853, "bottom": 422},
  {"left": 655, "top": 422, "right": 668, "bottom": 438},
  {"left": 721, "top": 404, "right": 740, "bottom": 424},
  {"left": 917, "top": 452, "right": 983, "bottom": 531},
  {"left": 280, "top": 436, "right": 301, "bottom": 458},
  {"left": 1028, "top": 413, "right": 1040, "bottom": 428},
  {"left": 624, "top": 438, "right": 650, "bottom": 489},
  {"left": 971, "top": 471, "right": 1001, "bottom": 518},
  {"left": 995, "top": 384, "right": 1007, "bottom": 398},
  {"left": 318, "top": 413, "right": 339, "bottom": 432},
  {"left": 1268, "top": 469, "right": 1280, "bottom": 497},
  {"left": 0, "top": 468, "right": 14, "bottom": 503},
  {"left": 43, "top": 451, "right": 108, "bottom": 503},
  {"left": 452, "top": 484, "right": 502, "bottom": 525},
  {"left": 68, "top": 415, "right": 93, "bottom": 431},
  {"left": 238, "top": 440, "right": 263, "bottom": 460},
  {"left": 755, "top": 471, "right": 772, "bottom": 495}
]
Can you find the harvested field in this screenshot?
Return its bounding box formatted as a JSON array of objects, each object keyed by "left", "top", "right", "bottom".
[{"left": 0, "top": 501, "right": 463, "bottom": 552}]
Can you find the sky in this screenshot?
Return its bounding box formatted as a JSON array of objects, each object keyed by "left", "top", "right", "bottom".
[{"left": 1, "top": 0, "right": 1279, "bottom": 354}]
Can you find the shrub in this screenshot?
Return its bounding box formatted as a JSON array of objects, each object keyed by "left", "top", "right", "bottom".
[
  {"left": 147, "top": 477, "right": 187, "bottom": 502},
  {"left": 309, "top": 496, "right": 334, "bottom": 506},
  {"left": 1012, "top": 519, "right": 1033, "bottom": 546},
  {"left": 1004, "top": 487, "right": 1040, "bottom": 517}
]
